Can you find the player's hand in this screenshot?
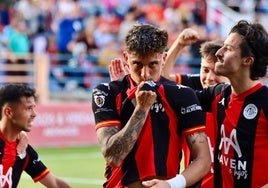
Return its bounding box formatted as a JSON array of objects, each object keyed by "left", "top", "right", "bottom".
[
  {"left": 109, "top": 58, "right": 129, "bottom": 81},
  {"left": 177, "top": 28, "right": 199, "bottom": 46},
  {"left": 17, "top": 131, "right": 28, "bottom": 154},
  {"left": 142, "top": 179, "right": 170, "bottom": 188},
  {"left": 135, "top": 82, "right": 157, "bottom": 111}
]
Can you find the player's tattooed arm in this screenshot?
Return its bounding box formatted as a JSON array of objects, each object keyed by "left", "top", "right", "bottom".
[
  {"left": 186, "top": 131, "right": 208, "bottom": 158},
  {"left": 180, "top": 131, "right": 211, "bottom": 186},
  {"left": 96, "top": 109, "right": 147, "bottom": 167},
  {"left": 97, "top": 84, "right": 156, "bottom": 167}
]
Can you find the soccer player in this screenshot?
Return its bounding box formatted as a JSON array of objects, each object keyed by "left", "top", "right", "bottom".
[
  {"left": 144, "top": 20, "right": 268, "bottom": 188},
  {"left": 92, "top": 23, "right": 211, "bottom": 188},
  {"left": 163, "top": 38, "right": 229, "bottom": 188},
  {"left": 0, "top": 84, "right": 71, "bottom": 188},
  {"left": 109, "top": 29, "right": 229, "bottom": 188}
]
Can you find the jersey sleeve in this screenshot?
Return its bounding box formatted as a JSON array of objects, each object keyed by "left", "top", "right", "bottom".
[
  {"left": 196, "top": 83, "right": 231, "bottom": 112},
  {"left": 181, "top": 74, "right": 203, "bottom": 90},
  {"left": 24, "top": 145, "right": 50, "bottom": 182},
  {"left": 91, "top": 83, "right": 121, "bottom": 130},
  {"left": 166, "top": 84, "right": 206, "bottom": 134}
]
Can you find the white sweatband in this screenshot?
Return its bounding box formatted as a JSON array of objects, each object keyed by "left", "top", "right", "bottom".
[{"left": 167, "top": 174, "right": 186, "bottom": 188}]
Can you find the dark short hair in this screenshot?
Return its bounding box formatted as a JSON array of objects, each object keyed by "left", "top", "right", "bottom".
[
  {"left": 0, "top": 84, "right": 37, "bottom": 119},
  {"left": 230, "top": 20, "right": 268, "bottom": 80},
  {"left": 125, "top": 23, "right": 168, "bottom": 57},
  {"left": 200, "top": 40, "right": 224, "bottom": 62}
]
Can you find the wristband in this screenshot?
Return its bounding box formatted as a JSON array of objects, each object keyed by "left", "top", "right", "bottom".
[{"left": 167, "top": 174, "right": 186, "bottom": 188}]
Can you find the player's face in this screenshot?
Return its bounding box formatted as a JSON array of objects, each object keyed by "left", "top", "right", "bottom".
[
  {"left": 124, "top": 52, "right": 166, "bottom": 84},
  {"left": 215, "top": 33, "right": 244, "bottom": 78},
  {"left": 200, "top": 56, "right": 229, "bottom": 88},
  {"left": 10, "top": 96, "right": 36, "bottom": 132}
]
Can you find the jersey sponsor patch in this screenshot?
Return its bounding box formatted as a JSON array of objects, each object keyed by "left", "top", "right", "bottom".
[
  {"left": 243, "top": 104, "right": 258, "bottom": 120},
  {"left": 181, "top": 104, "right": 202, "bottom": 114}
]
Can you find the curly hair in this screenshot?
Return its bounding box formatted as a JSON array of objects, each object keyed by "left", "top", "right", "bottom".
[
  {"left": 230, "top": 20, "right": 268, "bottom": 80},
  {"left": 125, "top": 23, "right": 168, "bottom": 57}
]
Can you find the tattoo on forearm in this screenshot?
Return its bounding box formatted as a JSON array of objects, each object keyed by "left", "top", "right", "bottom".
[{"left": 106, "top": 110, "right": 147, "bottom": 163}]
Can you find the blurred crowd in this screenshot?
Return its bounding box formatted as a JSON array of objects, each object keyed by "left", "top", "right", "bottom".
[{"left": 0, "top": 0, "right": 267, "bottom": 91}]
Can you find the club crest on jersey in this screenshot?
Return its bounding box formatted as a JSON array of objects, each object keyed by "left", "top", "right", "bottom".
[
  {"left": 243, "top": 104, "right": 258, "bottom": 120},
  {"left": 93, "top": 89, "right": 107, "bottom": 108},
  {"left": 94, "top": 95, "right": 105, "bottom": 107}
]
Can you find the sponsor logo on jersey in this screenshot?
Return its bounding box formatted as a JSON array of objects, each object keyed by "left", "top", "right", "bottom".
[
  {"left": 218, "top": 98, "right": 225, "bottom": 106},
  {"left": 181, "top": 104, "right": 202, "bottom": 114},
  {"left": 219, "top": 124, "right": 248, "bottom": 180},
  {"left": 0, "top": 165, "right": 12, "bottom": 187},
  {"left": 150, "top": 100, "right": 164, "bottom": 113}
]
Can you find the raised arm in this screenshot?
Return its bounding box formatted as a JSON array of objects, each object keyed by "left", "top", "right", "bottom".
[{"left": 163, "top": 28, "right": 199, "bottom": 82}]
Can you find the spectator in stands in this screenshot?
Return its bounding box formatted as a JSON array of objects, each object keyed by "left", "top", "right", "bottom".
[
  {"left": 31, "top": 26, "right": 49, "bottom": 54},
  {"left": 6, "top": 12, "right": 31, "bottom": 77},
  {"left": 66, "top": 17, "right": 99, "bottom": 89},
  {"left": 0, "top": 2, "right": 9, "bottom": 27},
  {"left": 55, "top": 0, "right": 84, "bottom": 57},
  {"left": 8, "top": 13, "right": 30, "bottom": 56},
  {"left": 0, "top": 83, "right": 71, "bottom": 188},
  {"left": 67, "top": 17, "right": 98, "bottom": 58},
  {"left": 117, "top": 6, "right": 138, "bottom": 44},
  {"left": 14, "top": 0, "right": 42, "bottom": 36}
]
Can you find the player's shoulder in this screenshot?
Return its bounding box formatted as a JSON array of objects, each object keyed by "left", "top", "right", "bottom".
[
  {"left": 205, "top": 82, "right": 231, "bottom": 97},
  {"left": 93, "top": 77, "right": 127, "bottom": 94},
  {"left": 26, "top": 144, "right": 39, "bottom": 157},
  {"left": 160, "top": 76, "right": 188, "bottom": 88},
  {"left": 252, "top": 83, "right": 268, "bottom": 100}
]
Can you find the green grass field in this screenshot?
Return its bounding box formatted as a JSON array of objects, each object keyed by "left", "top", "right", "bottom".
[{"left": 18, "top": 145, "right": 105, "bottom": 188}]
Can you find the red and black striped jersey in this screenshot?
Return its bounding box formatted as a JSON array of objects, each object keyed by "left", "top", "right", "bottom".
[
  {"left": 176, "top": 73, "right": 215, "bottom": 188},
  {"left": 0, "top": 132, "right": 49, "bottom": 188},
  {"left": 92, "top": 75, "right": 206, "bottom": 187},
  {"left": 197, "top": 82, "right": 268, "bottom": 188}
]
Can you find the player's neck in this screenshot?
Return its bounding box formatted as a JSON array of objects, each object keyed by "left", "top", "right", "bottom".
[
  {"left": 0, "top": 123, "right": 19, "bottom": 142},
  {"left": 231, "top": 79, "right": 260, "bottom": 95}
]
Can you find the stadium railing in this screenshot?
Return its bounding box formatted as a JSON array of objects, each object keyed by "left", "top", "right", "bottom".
[{"left": 0, "top": 53, "right": 49, "bottom": 103}]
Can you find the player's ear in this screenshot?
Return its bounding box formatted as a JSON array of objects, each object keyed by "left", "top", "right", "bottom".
[
  {"left": 243, "top": 56, "right": 254, "bottom": 66},
  {"left": 3, "top": 106, "right": 13, "bottom": 118},
  {"left": 162, "top": 52, "right": 167, "bottom": 66}
]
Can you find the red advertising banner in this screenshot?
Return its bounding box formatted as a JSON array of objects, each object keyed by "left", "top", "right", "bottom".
[{"left": 28, "top": 102, "right": 98, "bottom": 147}]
